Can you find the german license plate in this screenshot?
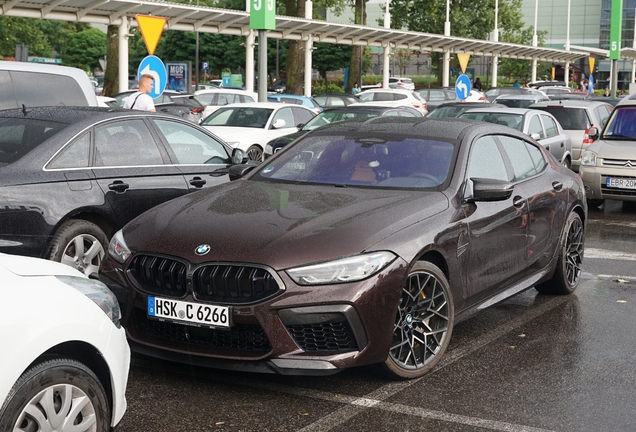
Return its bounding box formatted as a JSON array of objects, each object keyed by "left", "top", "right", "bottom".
[
  {"left": 147, "top": 296, "right": 231, "bottom": 329},
  {"left": 606, "top": 178, "right": 636, "bottom": 189}
]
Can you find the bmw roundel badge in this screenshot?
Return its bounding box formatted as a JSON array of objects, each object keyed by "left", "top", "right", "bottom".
[{"left": 195, "top": 244, "right": 211, "bottom": 256}]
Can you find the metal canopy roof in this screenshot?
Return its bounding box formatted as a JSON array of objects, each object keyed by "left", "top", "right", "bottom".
[{"left": 1, "top": 0, "right": 590, "bottom": 63}]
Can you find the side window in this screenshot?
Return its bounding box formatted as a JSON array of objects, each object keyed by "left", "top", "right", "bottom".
[
  {"left": 292, "top": 108, "right": 314, "bottom": 127},
  {"left": 49, "top": 133, "right": 91, "bottom": 169},
  {"left": 375, "top": 93, "right": 394, "bottom": 102},
  {"left": 11, "top": 71, "right": 88, "bottom": 107},
  {"left": 384, "top": 110, "right": 401, "bottom": 116},
  {"left": 528, "top": 115, "right": 545, "bottom": 139},
  {"left": 466, "top": 136, "right": 509, "bottom": 181},
  {"left": 153, "top": 119, "right": 229, "bottom": 165},
  {"left": 272, "top": 107, "right": 296, "bottom": 129},
  {"left": 541, "top": 115, "right": 559, "bottom": 138},
  {"left": 526, "top": 142, "right": 547, "bottom": 173},
  {"left": 498, "top": 135, "right": 537, "bottom": 181},
  {"left": 94, "top": 119, "right": 163, "bottom": 167},
  {"left": 394, "top": 93, "right": 408, "bottom": 100},
  {"left": 596, "top": 105, "right": 611, "bottom": 127},
  {"left": 329, "top": 97, "right": 346, "bottom": 107},
  {"left": 0, "top": 71, "right": 17, "bottom": 109}
]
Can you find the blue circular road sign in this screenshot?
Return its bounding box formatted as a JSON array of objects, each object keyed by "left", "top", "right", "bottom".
[
  {"left": 455, "top": 74, "right": 472, "bottom": 101},
  {"left": 138, "top": 55, "right": 167, "bottom": 99}
]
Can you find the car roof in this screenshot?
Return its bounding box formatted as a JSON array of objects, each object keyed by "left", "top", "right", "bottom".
[
  {"left": 221, "top": 101, "right": 311, "bottom": 110},
  {"left": 0, "top": 106, "right": 144, "bottom": 123},
  {"left": 462, "top": 107, "right": 533, "bottom": 115},
  {"left": 194, "top": 88, "right": 254, "bottom": 95},
  {"left": 529, "top": 100, "right": 609, "bottom": 108},
  {"left": 494, "top": 94, "right": 545, "bottom": 100},
  {"left": 361, "top": 88, "right": 414, "bottom": 94}
]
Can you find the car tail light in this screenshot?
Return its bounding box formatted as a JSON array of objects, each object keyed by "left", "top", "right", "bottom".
[
  {"left": 478, "top": 96, "right": 486, "bottom": 102},
  {"left": 582, "top": 127, "right": 594, "bottom": 145},
  {"left": 191, "top": 107, "right": 204, "bottom": 114}
]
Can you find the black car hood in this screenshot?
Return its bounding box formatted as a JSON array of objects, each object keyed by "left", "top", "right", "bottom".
[{"left": 123, "top": 180, "right": 449, "bottom": 270}]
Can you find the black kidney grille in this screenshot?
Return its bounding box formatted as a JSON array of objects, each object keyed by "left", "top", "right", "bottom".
[
  {"left": 193, "top": 265, "right": 280, "bottom": 303},
  {"left": 286, "top": 321, "right": 358, "bottom": 352},
  {"left": 129, "top": 255, "right": 187, "bottom": 297},
  {"left": 134, "top": 309, "right": 271, "bottom": 352}
]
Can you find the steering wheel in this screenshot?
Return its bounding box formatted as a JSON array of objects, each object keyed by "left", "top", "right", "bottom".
[{"left": 410, "top": 173, "right": 438, "bottom": 183}]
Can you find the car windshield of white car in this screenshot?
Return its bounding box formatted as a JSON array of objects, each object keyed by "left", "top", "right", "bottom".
[
  {"left": 201, "top": 107, "right": 273, "bottom": 128},
  {"left": 0, "top": 117, "right": 68, "bottom": 165},
  {"left": 255, "top": 134, "right": 456, "bottom": 189},
  {"left": 602, "top": 107, "right": 636, "bottom": 140}
]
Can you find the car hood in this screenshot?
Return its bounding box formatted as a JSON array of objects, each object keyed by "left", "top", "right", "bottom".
[
  {"left": 122, "top": 181, "right": 449, "bottom": 270},
  {"left": 590, "top": 139, "right": 636, "bottom": 159},
  {"left": 204, "top": 126, "right": 267, "bottom": 141},
  {"left": 0, "top": 253, "right": 82, "bottom": 277}
]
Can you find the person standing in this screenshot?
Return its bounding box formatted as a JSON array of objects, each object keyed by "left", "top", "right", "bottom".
[
  {"left": 473, "top": 77, "right": 483, "bottom": 91},
  {"left": 123, "top": 74, "right": 156, "bottom": 112},
  {"left": 352, "top": 82, "right": 361, "bottom": 95}
]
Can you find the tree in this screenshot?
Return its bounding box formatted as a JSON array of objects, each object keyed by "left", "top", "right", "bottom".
[
  {"left": 313, "top": 43, "right": 351, "bottom": 80},
  {"left": 103, "top": 25, "right": 119, "bottom": 97},
  {"left": 61, "top": 28, "right": 106, "bottom": 71},
  {"left": 0, "top": 17, "right": 53, "bottom": 57}
]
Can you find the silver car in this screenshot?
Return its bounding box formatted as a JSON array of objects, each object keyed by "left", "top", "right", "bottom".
[
  {"left": 459, "top": 107, "right": 573, "bottom": 169},
  {"left": 579, "top": 99, "right": 636, "bottom": 207},
  {"left": 529, "top": 100, "right": 613, "bottom": 172}
]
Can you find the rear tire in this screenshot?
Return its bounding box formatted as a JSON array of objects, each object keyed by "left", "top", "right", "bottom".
[
  {"left": 535, "top": 211, "right": 584, "bottom": 295},
  {"left": 0, "top": 357, "right": 110, "bottom": 432},
  {"left": 47, "top": 220, "right": 108, "bottom": 277},
  {"left": 382, "top": 262, "right": 454, "bottom": 380}
]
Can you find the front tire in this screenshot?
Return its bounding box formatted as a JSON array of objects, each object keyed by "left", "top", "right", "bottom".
[
  {"left": 535, "top": 211, "right": 584, "bottom": 295},
  {"left": 47, "top": 220, "right": 108, "bottom": 277},
  {"left": 0, "top": 357, "right": 110, "bottom": 432},
  {"left": 246, "top": 145, "right": 263, "bottom": 162},
  {"left": 382, "top": 262, "right": 454, "bottom": 380}
]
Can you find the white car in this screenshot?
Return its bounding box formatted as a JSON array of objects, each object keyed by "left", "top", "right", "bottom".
[
  {"left": 357, "top": 88, "right": 428, "bottom": 115},
  {"left": 200, "top": 102, "right": 316, "bottom": 161},
  {"left": 388, "top": 76, "right": 415, "bottom": 91},
  {"left": 194, "top": 88, "right": 258, "bottom": 119},
  {"left": 0, "top": 253, "right": 130, "bottom": 431}
]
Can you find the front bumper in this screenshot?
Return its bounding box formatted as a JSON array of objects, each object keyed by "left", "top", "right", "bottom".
[
  {"left": 579, "top": 164, "right": 636, "bottom": 202},
  {"left": 100, "top": 254, "right": 409, "bottom": 375}
]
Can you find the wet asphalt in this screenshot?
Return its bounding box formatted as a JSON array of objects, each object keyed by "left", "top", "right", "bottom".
[{"left": 116, "top": 200, "right": 636, "bottom": 432}]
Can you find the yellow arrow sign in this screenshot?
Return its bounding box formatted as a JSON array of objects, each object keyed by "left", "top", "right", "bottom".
[
  {"left": 457, "top": 53, "right": 471, "bottom": 74},
  {"left": 136, "top": 15, "right": 166, "bottom": 56}
]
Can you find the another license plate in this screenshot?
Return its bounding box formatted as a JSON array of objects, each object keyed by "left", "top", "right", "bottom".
[
  {"left": 147, "top": 296, "right": 231, "bottom": 329},
  {"left": 606, "top": 177, "right": 636, "bottom": 189}
]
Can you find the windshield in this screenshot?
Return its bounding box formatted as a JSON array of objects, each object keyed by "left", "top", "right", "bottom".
[
  {"left": 601, "top": 106, "right": 636, "bottom": 140},
  {"left": 302, "top": 111, "right": 378, "bottom": 131},
  {"left": 357, "top": 92, "right": 376, "bottom": 102},
  {"left": 496, "top": 99, "right": 534, "bottom": 109},
  {"left": 426, "top": 106, "right": 469, "bottom": 118},
  {"left": 0, "top": 118, "right": 68, "bottom": 165},
  {"left": 255, "top": 134, "right": 456, "bottom": 189},
  {"left": 201, "top": 107, "right": 273, "bottom": 128},
  {"left": 532, "top": 106, "right": 590, "bottom": 130},
  {"left": 459, "top": 112, "right": 523, "bottom": 131}
]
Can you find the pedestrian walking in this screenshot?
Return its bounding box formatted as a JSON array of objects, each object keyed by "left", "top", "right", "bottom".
[{"left": 123, "top": 74, "right": 156, "bottom": 112}]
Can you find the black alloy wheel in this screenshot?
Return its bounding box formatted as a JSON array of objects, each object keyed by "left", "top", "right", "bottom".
[
  {"left": 536, "top": 211, "right": 584, "bottom": 295},
  {"left": 383, "top": 262, "right": 454, "bottom": 380}
]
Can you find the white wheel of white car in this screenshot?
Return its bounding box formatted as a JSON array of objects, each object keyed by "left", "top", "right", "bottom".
[{"left": 0, "top": 357, "right": 110, "bottom": 432}]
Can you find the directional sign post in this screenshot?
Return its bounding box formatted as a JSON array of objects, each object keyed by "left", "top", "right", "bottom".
[
  {"left": 455, "top": 74, "right": 471, "bottom": 101},
  {"left": 138, "top": 55, "right": 167, "bottom": 99}
]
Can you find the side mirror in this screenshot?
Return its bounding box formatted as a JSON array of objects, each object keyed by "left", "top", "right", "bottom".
[
  {"left": 272, "top": 118, "right": 286, "bottom": 129},
  {"left": 530, "top": 133, "right": 541, "bottom": 140},
  {"left": 588, "top": 126, "right": 599, "bottom": 140},
  {"left": 466, "top": 178, "right": 514, "bottom": 202},
  {"left": 229, "top": 164, "right": 257, "bottom": 181},
  {"left": 231, "top": 148, "right": 247, "bottom": 164}
]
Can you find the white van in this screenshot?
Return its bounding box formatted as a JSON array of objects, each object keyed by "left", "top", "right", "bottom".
[{"left": 0, "top": 61, "right": 98, "bottom": 109}]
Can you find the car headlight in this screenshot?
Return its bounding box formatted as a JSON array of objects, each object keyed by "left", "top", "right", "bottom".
[
  {"left": 286, "top": 251, "right": 396, "bottom": 285},
  {"left": 56, "top": 276, "right": 122, "bottom": 328},
  {"left": 265, "top": 144, "right": 273, "bottom": 154},
  {"left": 581, "top": 150, "right": 597, "bottom": 166},
  {"left": 108, "top": 230, "right": 131, "bottom": 264}
]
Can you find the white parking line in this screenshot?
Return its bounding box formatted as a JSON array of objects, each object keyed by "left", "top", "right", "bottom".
[{"left": 585, "top": 248, "right": 636, "bottom": 261}]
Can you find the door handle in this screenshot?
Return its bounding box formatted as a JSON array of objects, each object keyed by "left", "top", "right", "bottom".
[
  {"left": 552, "top": 181, "right": 563, "bottom": 192},
  {"left": 108, "top": 180, "right": 129, "bottom": 192},
  {"left": 189, "top": 177, "right": 207, "bottom": 188},
  {"left": 513, "top": 196, "right": 525, "bottom": 208}
]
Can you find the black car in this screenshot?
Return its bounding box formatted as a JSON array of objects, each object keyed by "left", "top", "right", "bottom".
[
  {"left": 426, "top": 102, "right": 507, "bottom": 118},
  {"left": 0, "top": 107, "right": 245, "bottom": 275},
  {"left": 264, "top": 105, "right": 423, "bottom": 157},
  {"left": 100, "top": 117, "right": 586, "bottom": 380}
]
